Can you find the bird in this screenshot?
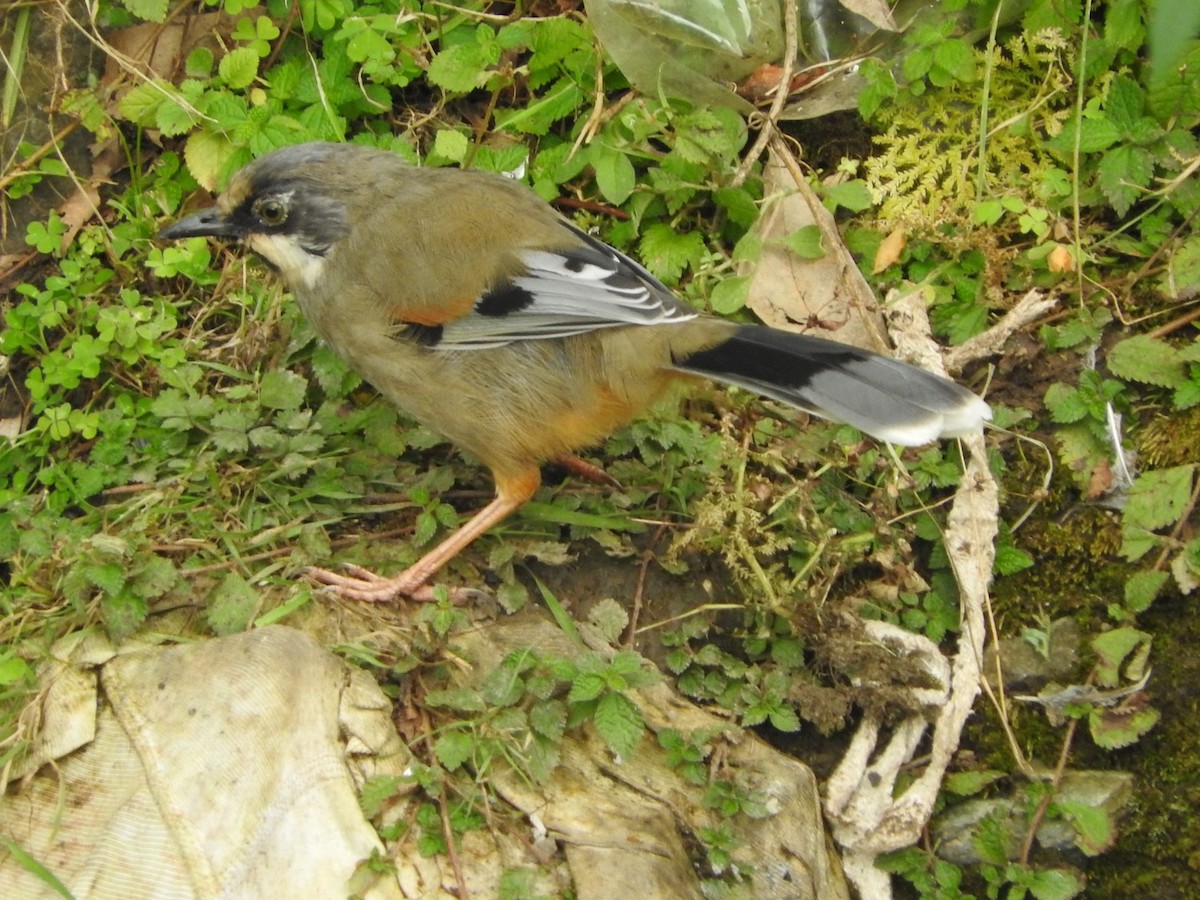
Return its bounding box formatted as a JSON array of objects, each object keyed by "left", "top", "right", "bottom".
[{"left": 160, "top": 141, "right": 991, "bottom": 603}]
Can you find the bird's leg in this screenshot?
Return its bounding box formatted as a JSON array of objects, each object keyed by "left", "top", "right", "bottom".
[
  {"left": 308, "top": 467, "right": 541, "bottom": 603},
  {"left": 551, "top": 453, "right": 622, "bottom": 489}
]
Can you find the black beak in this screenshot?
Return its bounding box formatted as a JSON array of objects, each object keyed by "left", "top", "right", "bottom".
[{"left": 159, "top": 206, "right": 239, "bottom": 240}]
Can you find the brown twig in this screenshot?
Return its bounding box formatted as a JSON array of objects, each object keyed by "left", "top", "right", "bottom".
[
  {"left": 730, "top": 0, "right": 798, "bottom": 187},
  {"left": 623, "top": 523, "right": 666, "bottom": 647},
  {"left": 1018, "top": 716, "right": 1079, "bottom": 865}
]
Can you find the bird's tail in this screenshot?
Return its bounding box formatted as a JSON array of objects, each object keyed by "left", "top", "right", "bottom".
[{"left": 673, "top": 325, "right": 991, "bottom": 446}]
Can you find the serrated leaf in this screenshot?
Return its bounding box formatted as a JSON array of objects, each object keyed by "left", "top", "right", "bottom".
[
  {"left": 638, "top": 223, "right": 705, "bottom": 283},
  {"left": 769, "top": 705, "right": 801, "bottom": 732},
  {"left": 1108, "top": 334, "right": 1186, "bottom": 387},
  {"left": 1123, "top": 569, "right": 1169, "bottom": 613},
  {"left": 102, "top": 590, "right": 148, "bottom": 643},
  {"left": 123, "top": 0, "right": 168, "bottom": 22},
  {"left": 1058, "top": 801, "right": 1115, "bottom": 856},
  {"left": 155, "top": 95, "right": 201, "bottom": 137},
  {"left": 260, "top": 368, "right": 308, "bottom": 411},
  {"left": 1044, "top": 383, "right": 1088, "bottom": 423},
  {"left": 1046, "top": 114, "right": 1120, "bottom": 153},
  {"left": 1026, "top": 867, "right": 1086, "bottom": 900},
  {"left": 85, "top": 561, "right": 127, "bottom": 596},
  {"left": 118, "top": 81, "right": 168, "bottom": 126},
  {"left": 1105, "top": 74, "right": 1146, "bottom": 131},
  {"left": 529, "top": 699, "right": 566, "bottom": 741},
  {"left": 932, "top": 39, "right": 976, "bottom": 82},
  {"left": 1089, "top": 704, "right": 1160, "bottom": 749},
  {"left": 185, "top": 128, "right": 237, "bottom": 192},
  {"left": 132, "top": 555, "right": 179, "bottom": 599},
  {"left": 1166, "top": 234, "right": 1200, "bottom": 296},
  {"left": 219, "top": 46, "right": 260, "bottom": 90},
  {"left": 427, "top": 29, "right": 500, "bottom": 92},
  {"left": 1123, "top": 465, "right": 1195, "bottom": 532},
  {"left": 434, "top": 730, "right": 474, "bottom": 771},
  {"left": 433, "top": 129, "right": 470, "bottom": 163},
  {"left": 593, "top": 691, "right": 643, "bottom": 760},
  {"left": 1097, "top": 145, "right": 1153, "bottom": 218},
  {"left": 206, "top": 571, "right": 258, "bottom": 636},
  {"left": 568, "top": 673, "right": 606, "bottom": 703},
  {"left": 587, "top": 598, "right": 629, "bottom": 644}
]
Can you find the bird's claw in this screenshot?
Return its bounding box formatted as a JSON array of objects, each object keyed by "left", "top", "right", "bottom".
[{"left": 305, "top": 564, "right": 487, "bottom": 605}]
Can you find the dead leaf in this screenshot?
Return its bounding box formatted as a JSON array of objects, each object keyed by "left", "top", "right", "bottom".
[
  {"left": 1086, "top": 457, "right": 1114, "bottom": 499},
  {"left": 873, "top": 227, "right": 906, "bottom": 273},
  {"left": 839, "top": 0, "right": 899, "bottom": 31},
  {"left": 744, "top": 149, "right": 890, "bottom": 353},
  {"left": 1048, "top": 244, "right": 1075, "bottom": 272}
]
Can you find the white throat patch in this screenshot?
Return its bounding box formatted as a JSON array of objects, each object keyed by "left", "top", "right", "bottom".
[{"left": 246, "top": 233, "right": 327, "bottom": 291}]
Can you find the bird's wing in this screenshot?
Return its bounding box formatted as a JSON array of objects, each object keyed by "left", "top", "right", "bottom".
[{"left": 412, "top": 223, "right": 698, "bottom": 351}]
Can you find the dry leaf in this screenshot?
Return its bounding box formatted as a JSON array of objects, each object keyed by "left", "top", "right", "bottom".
[
  {"left": 873, "top": 227, "right": 906, "bottom": 273},
  {"left": 744, "top": 149, "right": 890, "bottom": 352},
  {"left": 839, "top": 0, "right": 899, "bottom": 31},
  {"left": 1047, "top": 244, "right": 1076, "bottom": 272}
]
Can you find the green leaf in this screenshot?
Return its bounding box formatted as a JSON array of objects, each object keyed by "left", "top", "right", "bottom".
[
  {"left": 185, "top": 128, "right": 238, "bottom": 192},
  {"left": 0, "top": 655, "right": 33, "bottom": 686},
  {"left": 943, "top": 769, "right": 1005, "bottom": 796},
  {"left": 123, "top": 0, "right": 168, "bottom": 23},
  {"left": 1123, "top": 569, "right": 1169, "bottom": 614},
  {"left": 1089, "top": 703, "right": 1160, "bottom": 749},
  {"left": 1044, "top": 383, "right": 1088, "bottom": 423},
  {"left": 1108, "top": 334, "right": 1185, "bottom": 387},
  {"left": 1092, "top": 627, "right": 1148, "bottom": 686},
  {"left": 1105, "top": 75, "right": 1146, "bottom": 131},
  {"left": 432, "top": 129, "right": 470, "bottom": 163},
  {"left": 102, "top": 590, "right": 148, "bottom": 643},
  {"left": 1096, "top": 145, "right": 1153, "bottom": 217},
  {"left": 1046, "top": 114, "right": 1120, "bottom": 154},
  {"left": 260, "top": 368, "right": 308, "bottom": 411},
  {"left": 0, "top": 836, "right": 76, "bottom": 900},
  {"left": 1057, "top": 801, "right": 1115, "bottom": 856},
  {"left": 709, "top": 275, "right": 750, "bottom": 315},
  {"left": 206, "top": 571, "right": 259, "bottom": 636},
  {"left": 568, "top": 673, "right": 606, "bottom": 703},
  {"left": 593, "top": 691, "right": 644, "bottom": 760},
  {"left": 427, "top": 27, "right": 500, "bottom": 92},
  {"left": 359, "top": 775, "right": 407, "bottom": 819},
  {"left": 1123, "top": 465, "right": 1195, "bottom": 532},
  {"left": 529, "top": 699, "right": 567, "bottom": 741},
  {"left": 589, "top": 143, "right": 636, "bottom": 205},
  {"left": 1027, "top": 867, "right": 1086, "bottom": 900},
  {"left": 86, "top": 561, "right": 127, "bottom": 596},
  {"left": 219, "top": 46, "right": 260, "bottom": 90},
  {"left": 434, "top": 729, "right": 475, "bottom": 771},
  {"left": 118, "top": 80, "right": 168, "bottom": 126},
  {"left": 155, "top": 95, "right": 201, "bottom": 137},
  {"left": 932, "top": 39, "right": 976, "bottom": 83},
  {"left": 778, "top": 225, "right": 825, "bottom": 260},
  {"left": 1165, "top": 234, "right": 1200, "bottom": 297},
  {"left": 638, "top": 224, "right": 705, "bottom": 283},
  {"left": 768, "top": 705, "right": 801, "bottom": 732}
]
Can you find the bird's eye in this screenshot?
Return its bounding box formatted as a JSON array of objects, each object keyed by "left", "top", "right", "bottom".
[{"left": 254, "top": 198, "right": 288, "bottom": 226}]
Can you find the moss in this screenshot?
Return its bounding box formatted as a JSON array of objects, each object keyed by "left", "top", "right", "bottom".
[
  {"left": 1139, "top": 406, "right": 1200, "bottom": 468},
  {"left": 1083, "top": 593, "right": 1200, "bottom": 895}
]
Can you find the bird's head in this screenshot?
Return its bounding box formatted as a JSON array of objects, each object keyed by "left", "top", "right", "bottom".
[{"left": 159, "top": 142, "right": 399, "bottom": 291}]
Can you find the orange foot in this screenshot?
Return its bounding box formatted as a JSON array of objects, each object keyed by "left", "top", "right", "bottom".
[{"left": 306, "top": 563, "right": 488, "bottom": 604}]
